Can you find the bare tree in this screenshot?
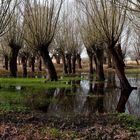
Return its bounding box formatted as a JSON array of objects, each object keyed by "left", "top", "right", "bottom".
[
  {"left": 130, "top": 30, "right": 140, "bottom": 65},
  {"left": 79, "top": 15, "right": 105, "bottom": 80},
  {"left": 19, "top": 45, "right": 32, "bottom": 77},
  {"left": 3, "top": 7, "right": 24, "bottom": 77},
  {"left": 0, "top": 0, "right": 18, "bottom": 36},
  {"left": 77, "top": 0, "right": 132, "bottom": 89},
  {"left": 21, "top": 0, "right": 64, "bottom": 81},
  {"left": 126, "top": 1, "right": 140, "bottom": 65},
  {"left": 54, "top": 20, "right": 82, "bottom": 74},
  {"left": 52, "top": 1, "right": 83, "bottom": 74}
]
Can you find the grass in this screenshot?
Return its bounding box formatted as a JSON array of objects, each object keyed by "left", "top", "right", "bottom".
[
  {"left": 0, "top": 103, "right": 29, "bottom": 112},
  {"left": 111, "top": 113, "right": 140, "bottom": 130},
  {"left": 0, "top": 77, "right": 72, "bottom": 89},
  {"left": 0, "top": 76, "right": 85, "bottom": 113},
  {"left": 125, "top": 68, "right": 140, "bottom": 74},
  {"left": 0, "top": 88, "right": 61, "bottom": 112},
  {"left": 41, "top": 127, "right": 77, "bottom": 139},
  {"left": 0, "top": 90, "right": 30, "bottom": 112}
]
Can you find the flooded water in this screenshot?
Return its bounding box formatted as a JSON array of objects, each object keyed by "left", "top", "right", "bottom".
[
  {"left": 0, "top": 73, "right": 140, "bottom": 118},
  {"left": 44, "top": 73, "right": 140, "bottom": 118}
]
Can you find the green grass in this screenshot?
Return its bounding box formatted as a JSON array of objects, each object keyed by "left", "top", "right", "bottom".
[
  {"left": 0, "top": 76, "right": 84, "bottom": 113},
  {"left": 0, "top": 77, "right": 72, "bottom": 89},
  {"left": 60, "top": 75, "right": 84, "bottom": 81},
  {"left": 0, "top": 88, "right": 61, "bottom": 112},
  {"left": 111, "top": 113, "right": 140, "bottom": 130},
  {"left": 125, "top": 68, "right": 140, "bottom": 74},
  {"left": 0, "top": 75, "right": 85, "bottom": 91},
  {"left": 0, "top": 102, "right": 29, "bottom": 112},
  {"left": 0, "top": 90, "right": 30, "bottom": 112},
  {"left": 41, "top": 127, "right": 77, "bottom": 139}
]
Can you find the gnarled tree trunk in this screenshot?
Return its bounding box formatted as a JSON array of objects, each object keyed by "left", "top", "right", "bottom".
[
  {"left": 30, "top": 56, "right": 35, "bottom": 75},
  {"left": 40, "top": 46, "right": 58, "bottom": 81},
  {"left": 21, "top": 56, "right": 27, "bottom": 77},
  {"left": 72, "top": 54, "right": 76, "bottom": 74},
  {"left": 108, "top": 47, "right": 131, "bottom": 90},
  {"left": 4, "top": 54, "right": 9, "bottom": 70},
  {"left": 62, "top": 54, "right": 68, "bottom": 74},
  {"left": 94, "top": 48, "right": 105, "bottom": 81},
  {"left": 136, "top": 59, "right": 139, "bottom": 65},
  {"left": 37, "top": 57, "right": 42, "bottom": 71},
  {"left": 77, "top": 54, "right": 82, "bottom": 69},
  {"left": 107, "top": 53, "right": 112, "bottom": 68},
  {"left": 87, "top": 49, "right": 94, "bottom": 75},
  {"left": 9, "top": 47, "right": 20, "bottom": 77},
  {"left": 66, "top": 53, "right": 72, "bottom": 74}
]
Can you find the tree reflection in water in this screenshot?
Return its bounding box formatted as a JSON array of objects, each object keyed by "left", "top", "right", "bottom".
[
  {"left": 116, "top": 88, "right": 133, "bottom": 113},
  {"left": 24, "top": 73, "right": 139, "bottom": 117},
  {"left": 82, "top": 75, "right": 105, "bottom": 115}
]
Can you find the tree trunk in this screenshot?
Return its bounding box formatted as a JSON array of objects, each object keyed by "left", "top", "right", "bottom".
[
  {"left": 72, "top": 54, "right": 76, "bottom": 74},
  {"left": 66, "top": 53, "right": 72, "bottom": 74},
  {"left": 4, "top": 55, "right": 9, "bottom": 70},
  {"left": 40, "top": 47, "right": 58, "bottom": 81},
  {"left": 136, "top": 59, "right": 139, "bottom": 65},
  {"left": 38, "top": 57, "right": 42, "bottom": 71},
  {"left": 89, "top": 55, "right": 94, "bottom": 75},
  {"left": 108, "top": 54, "right": 112, "bottom": 68},
  {"left": 31, "top": 56, "right": 35, "bottom": 73},
  {"left": 62, "top": 55, "right": 68, "bottom": 74},
  {"left": 87, "top": 49, "right": 94, "bottom": 75},
  {"left": 21, "top": 56, "right": 27, "bottom": 77},
  {"left": 77, "top": 54, "right": 82, "bottom": 69},
  {"left": 9, "top": 48, "right": 19, "bottom": 77},
  {"left": 108, "top": 47, "right": 132, "bottom": 90},
  {"left": 94, "top": 48, "right": 105, "bottom": 81},
  {"left": 54, "top": 54, "right": 61, "bottom": 64}
]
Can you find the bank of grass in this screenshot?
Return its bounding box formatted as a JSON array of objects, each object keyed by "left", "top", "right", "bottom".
[{"left": 0, "top": 77, "right": 73, "bottom": 89}]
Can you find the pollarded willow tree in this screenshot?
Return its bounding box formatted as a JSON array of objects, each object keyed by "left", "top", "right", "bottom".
[
  {"left": 54, "top": 20, "right": 82, "bottom": 74},
  {"left": 22, "top": 0, "right": 64, "bottom": 81},
  {"left": 131, "top": 30, "right": 140, "bottom": 65},
  {"left": 80, "top": 16, "right": 105, "bottom": 80},
  {"left": 0, "top": 0, "right": 18, "bottom": 37},
  {"left": 126, "top": 0, "right": 140, "bottom": 65},
  {"left": 3, "top": 8, "right": 24, "bottom": 77},
  {"left": 19, "top": 45, "right": 33, "bottom": 77},
  {"left": 0, "top": 0, "right": 19, "bottom": 72},
  {"left": 54, "top": 1, "right": 83, "bottom": 74},
  {"left": 77, "top": 0, "right": 133, "bottom": 90}
]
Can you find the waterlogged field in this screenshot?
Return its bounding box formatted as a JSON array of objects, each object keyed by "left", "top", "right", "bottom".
[
  {"left": 0, "top": 73, "right": 140, "bottom": 139},
  {"left": 0, "top": 73, "right": 140, "bottom": 118}
]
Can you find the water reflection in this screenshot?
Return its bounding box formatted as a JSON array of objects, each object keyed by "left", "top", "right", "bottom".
[
  {"left": 46, "top": 74, "right": 139, "bottom": 117},
  {"left": 116, "top": 88, "right": 133, "bottom": 112},
  {"left": 82, "top": 82, "right": 105, "bottom": 115},
  {"left": 0, "top": 73, "right": 140, "bottom": 118}
]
